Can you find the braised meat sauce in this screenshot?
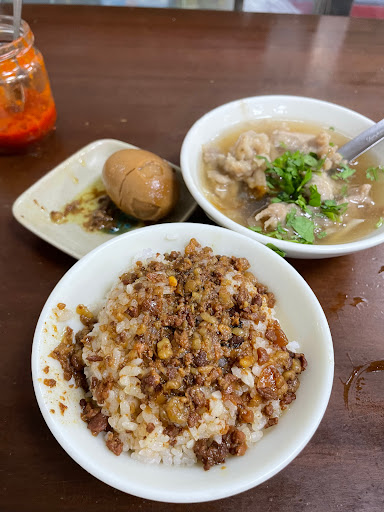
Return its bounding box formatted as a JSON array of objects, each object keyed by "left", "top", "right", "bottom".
[{"left": 51, "top": 239, "right": 307, "bottom": 470}]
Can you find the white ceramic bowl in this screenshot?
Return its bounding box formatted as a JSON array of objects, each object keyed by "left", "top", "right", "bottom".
[
  {"left": 180, "top": 95, "right": 384, "bottom": 258},
  {"left": 32, "top": 223, "right": 333, "bottom": 503}
]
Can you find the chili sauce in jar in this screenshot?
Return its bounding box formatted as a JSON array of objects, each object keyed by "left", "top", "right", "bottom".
[{"left": 0, "top": 15, "right": 56, "bottom": 153}]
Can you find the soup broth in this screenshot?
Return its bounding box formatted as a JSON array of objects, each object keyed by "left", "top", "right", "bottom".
[{"left": 201, "top": 119, "right": 384, "bottom": 245}]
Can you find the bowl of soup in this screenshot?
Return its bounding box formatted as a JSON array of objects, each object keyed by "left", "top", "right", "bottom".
[{"left": 180, "top": 95, "right": 384, "bottom": 258}]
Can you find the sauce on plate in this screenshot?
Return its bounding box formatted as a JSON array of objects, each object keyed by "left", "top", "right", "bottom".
[{"left": 49, "top": 178, "right": 144, "bottom": 234}]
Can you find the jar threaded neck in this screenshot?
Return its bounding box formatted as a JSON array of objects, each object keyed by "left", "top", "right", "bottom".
[{"left": 0, "top": 15, "right": 34, "bottom": 62}]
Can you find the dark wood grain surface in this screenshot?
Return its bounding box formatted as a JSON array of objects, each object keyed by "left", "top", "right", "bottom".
[{"left": 1, "top": 6, "right": 384, "bottom": 512}]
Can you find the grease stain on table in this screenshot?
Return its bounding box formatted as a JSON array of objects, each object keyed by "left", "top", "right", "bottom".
[
  {"left": 350, "top": 296, "right": 367, "bottom": 307},
  {"left": 330, "top": 293, "right": 367, "bottom": 313},
  {"left": 341, "top": 360, "right": 384, "bottom": 410},
  {"left": 330, "top": 292, "right": 348, "bottom": 313}
]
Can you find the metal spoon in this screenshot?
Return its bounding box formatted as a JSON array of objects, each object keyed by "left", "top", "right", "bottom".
[
  {"left": 13, "top": 0, "right": 22, "bottom": 40},
  {"left": 338, "top": 118, "right": 384, "bottom": 162}
]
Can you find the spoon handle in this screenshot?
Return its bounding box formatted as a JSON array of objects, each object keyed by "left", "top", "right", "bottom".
[
  {"left": 13, "top": 0, "right": 22, "bottom": 40},
  {"left": 338, "top": 118, "right": 384, "bottom": 162}
]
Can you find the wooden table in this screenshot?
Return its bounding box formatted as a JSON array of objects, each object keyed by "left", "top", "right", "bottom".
[{"left": 1, "top": 6, "right": 384, "bottom": 511}]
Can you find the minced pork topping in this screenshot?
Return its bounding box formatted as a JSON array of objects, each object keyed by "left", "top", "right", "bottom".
[{"left": 51, "top": 238, "right": 307, "bottom": 470}]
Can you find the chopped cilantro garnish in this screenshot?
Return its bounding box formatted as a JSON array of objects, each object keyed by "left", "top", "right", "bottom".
[
  {"left": 331, "top": 163, "right": 356, "bottom": 181},
  {"left": 295, "top": 194, "right": 311, "bottom": 212},
  {"left": 248, "top": 226, "right": 263, "bottom": 233},
  {"left": 329, "top": 126, "right": 335, "bottom": 131},
  {"left": 366, "top": 166, "right": 384, "bottom": 181},
  {"left": 275, "top": 191, "right": 290, "bottom": 202},
  {"left": 321, "top": 200, "right": 348, "bottom": 222},
  {"left": 286, "top": 211, "right": 315, "bottom": 243},
  {"left": 286, "top": 207, "right": 296, "bottom": 226},
  {"left": 329, "top": 142, "right": 335, "bottom": 147},
  {"left": 279, "top": 141, "right": 287, "bottom": 149},
  {"left": 376, "top": 217, "right": 383, "bottom": 229},
  {"left": 255, "top": 155, "right": 270, "bottom": 164},
  {"left": 309, "top": 185, "right": 321, "bottom": 207},
  {"left": 248, "top": 222, "right": 288, "bottom": 240},
  {"left": 305, "top": 153, "right": 319, "bottom": 166},
  {"left": 248, "top": 213, "right": 313, "bottom": 245},
  {"left": 266, "top": 222, "right": 289, "bottom": 239},
  {"left": 266, "top": 243, "right": 286, "bottom": 258},
  {"left": 340, "top": 184, "right": 348, "bottom": 197},
  {"left": 251, "top": 148, "right": 359, "bottom": 243},
  {"left": 297, "top": 169, "right": 313, "bottom": 193},
  {"left": 276, "top": 222, "right": 287, "bottom": 233},
  {"left": 263, "top": 150, "right": 323, "bottom": 201}
]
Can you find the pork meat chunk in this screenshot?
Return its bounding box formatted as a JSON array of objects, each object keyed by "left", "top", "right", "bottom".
[
  {"left": 346, "top": 184, "right": 373, "bottom": 205},
  {"left": 306, "top": 172, "right": 339, "bottom": 201},
  {"left": 272, "top": 129, "right": 343, "bottom": 171},
  {"left": 271, "top": 130, "right": 317, "bottom": 155},
  {"left": 203, "top": 131, "right": 270, "bottom": 194},
  {"left": 255, "top": 203, "right": 299, "bottom": 231}
]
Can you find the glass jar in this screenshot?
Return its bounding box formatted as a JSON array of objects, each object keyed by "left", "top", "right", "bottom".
[{"left": 0, "top": 15, "right": 56, "bottom": 153}]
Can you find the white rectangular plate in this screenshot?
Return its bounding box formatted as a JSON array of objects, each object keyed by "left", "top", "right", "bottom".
[{"left": 12, "top": 139, "right": 196, "bottom": 259}]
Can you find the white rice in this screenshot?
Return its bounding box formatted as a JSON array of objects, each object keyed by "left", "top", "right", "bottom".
[{"left": 80, "top": 248, "right": 301, "bottom": 467}]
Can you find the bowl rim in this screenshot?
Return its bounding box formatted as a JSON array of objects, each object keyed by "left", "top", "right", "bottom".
[
  {"left": 32, "top": 222, "right": 334, "bottom": 502},
  {"left": 180, "top": 94, "right": 384, "bottom": 257}
]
